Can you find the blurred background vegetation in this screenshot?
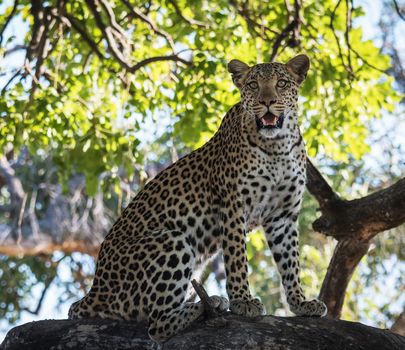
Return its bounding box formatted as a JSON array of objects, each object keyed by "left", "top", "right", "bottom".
[{"left": 0, "top": 0, "right": 404, "bottom": 340}]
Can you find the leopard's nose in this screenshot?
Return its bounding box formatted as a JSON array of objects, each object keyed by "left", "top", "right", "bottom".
[{"left": 259, "top": 99, "right": 276, "bottom": 107}]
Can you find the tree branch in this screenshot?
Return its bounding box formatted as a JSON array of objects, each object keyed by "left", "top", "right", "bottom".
[
  {"left": 0, "top": 66, "right": 23, "bottom": 95},
  {"left": 128, "top": 54, "right": 191, "bottom": 73},
  {"left": 30, "top": 8, "right": 55, "bottom": 100},
  {"left": 344, "top": 0, "right": 354, "bottom": 79},
  {"left": 167, "top": 0, "right": 209, "bottom": 28},
  {"left": 350, "top": 47, "right": 387, "bottom": 74},
  {"left": 28, "top": 189, "right": 40, "bottom": 240},
  {"left": 85, "top": 0, "right": 132, "bottom": 70},
  {"left": 229, "top": 0, "right": 279, "bottom": 40},
  {"left": 83, "top": 0, "right": 191, "bottom": 74},
  {"left": 3, "top": 44, "right": 27, "bottom": 56},
  {"left": 392, "top": 0, "right": 405, "bottom": 21},
  {"left": 121, "top": 0, "right": 176, "bottom": 52},
  {"left": 306, "top": 157, "right": 405, "bottom": 317},
  {"left": 21, "top": 271, "right": 56, "bottom": 315},
  {"left": 26, "top": 0, "right": 45, "bottom": 62},
  {"left": 0, "top": 0, "right": 19, "bottom": 47},
  {"left": 98, "top": 0, "right": 129, "bottom": 41},
  {"left": 311, "top": 176, "right": 405, "bottom": 240},
  {"left": 269, "top": 0, "right": 302, "bottom": 61},
  {"left": 319, "top": 238, "right": 370, "bottom": 318},
  {"left": 329, "top": 0, "right": 352, "bottom": 77},
  {"left": 0, "top": 156, "right": 25, "bottom": 241},
  {"left": 391, "top": 311, "right": 405, "bottom": 337},
  {"left": 306, "top": 158, "right": 341, "bottom": 210},
  {"left": 63, "top": 13, "right": 105, "bottom": 60},
  {"left": 0, "top": 239, "right": 100, "bottom": 257}
]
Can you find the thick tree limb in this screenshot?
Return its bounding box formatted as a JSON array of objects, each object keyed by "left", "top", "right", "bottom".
[
  {"left": 2, "top": 316, "right": 405, "bottom": 350},
  {"left": 306, "top": 158, "right": 341, "bottom": 209},
  {"left": 318, "top": 238, "right": 370, "bottom": 318},
  {"left": 306, "top": 158, "right": 405, "bottom": 318},
  {"left": 307, "top": 164, "right": 405, "bottom": 241},
  {"left": 26, "top": 0, "right": 45, "bottom": 63}
]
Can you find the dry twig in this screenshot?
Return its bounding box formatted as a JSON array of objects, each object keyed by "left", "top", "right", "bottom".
[{"left": 191, "top": 279, "right": 218, "bottom": 317}]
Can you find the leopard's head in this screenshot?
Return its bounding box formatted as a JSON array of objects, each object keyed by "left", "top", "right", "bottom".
[{"left": 228, "top": 55, "right": 309, "bottom": 138}]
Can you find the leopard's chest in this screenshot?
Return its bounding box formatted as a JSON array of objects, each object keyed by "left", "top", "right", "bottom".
[{"left": 241, "top": 153, "right": 305, "bottom": 230}]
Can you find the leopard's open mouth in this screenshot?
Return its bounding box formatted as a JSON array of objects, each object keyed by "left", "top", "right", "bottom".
[{"left": 256, "top": 111, "right": 284, "bottom": 130}]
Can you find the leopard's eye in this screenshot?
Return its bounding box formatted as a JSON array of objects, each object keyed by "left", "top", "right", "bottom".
[
  {"left": 277, "top": 79, "right": 288, "bottom": 88},
  {"left": 248, "top": 81, "right": 259, "bottom": 90}
]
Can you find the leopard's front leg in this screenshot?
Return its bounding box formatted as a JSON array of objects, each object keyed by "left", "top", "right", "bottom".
[
  {"left": 221, "top": 207, "right": 266, "bottom": 317},
  {"left": 263, "top": 215, "right": 327, "bottom": 317}
]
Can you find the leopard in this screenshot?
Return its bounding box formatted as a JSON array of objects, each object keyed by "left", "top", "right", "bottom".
[{"left": 68, "top": 54, "right": 327, "bottom": 342}]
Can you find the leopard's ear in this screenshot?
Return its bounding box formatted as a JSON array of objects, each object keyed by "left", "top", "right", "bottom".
[
  {"left": 286, "top": 55, "right": 310, "bottom": 84},
  {"left": 228, "top": 59, "right": 250, "bottom": 89}
]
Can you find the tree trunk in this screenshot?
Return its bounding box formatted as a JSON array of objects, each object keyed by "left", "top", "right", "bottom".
[{"left": 1, "top": 315, "right": 404, "bottom": 350}]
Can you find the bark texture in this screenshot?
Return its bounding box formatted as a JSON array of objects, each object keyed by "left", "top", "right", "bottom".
[
  {"left": 306, "top": 160, "right": 405, "bottom": 240},
  {"left": 1, "top": 315, "right": 405, "bottom": 350}
]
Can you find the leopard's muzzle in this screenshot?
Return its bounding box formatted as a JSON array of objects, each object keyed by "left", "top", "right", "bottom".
[{"left": 256, "top": 111, "right": 284, "bottom": 130}]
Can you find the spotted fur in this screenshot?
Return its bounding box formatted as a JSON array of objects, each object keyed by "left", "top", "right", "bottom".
[{"left": 68, "top": 55, "right": 327, "bottom": 342}]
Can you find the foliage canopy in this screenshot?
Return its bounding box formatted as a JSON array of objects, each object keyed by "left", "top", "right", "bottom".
[{"left": 0, "top": 0, "right": 400, "bottom": 194}]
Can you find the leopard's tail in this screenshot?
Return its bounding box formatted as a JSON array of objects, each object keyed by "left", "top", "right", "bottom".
[
  {"left": 68, "top": 296, "right": 99, "bottom": 319},
  {"left": 68, "top": 299, "right": 84, "bottom": 319}
]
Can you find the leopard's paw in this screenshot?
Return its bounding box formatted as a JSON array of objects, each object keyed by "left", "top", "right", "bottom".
[
  {"left": 230, "top": 298, "right": 266, "bottom": 317},
  {"left": 208, "top": 295, "right": 229, "bottom": 312},
  {"left": 290, "top": 299, "right": 327, "bottom": 317}
]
